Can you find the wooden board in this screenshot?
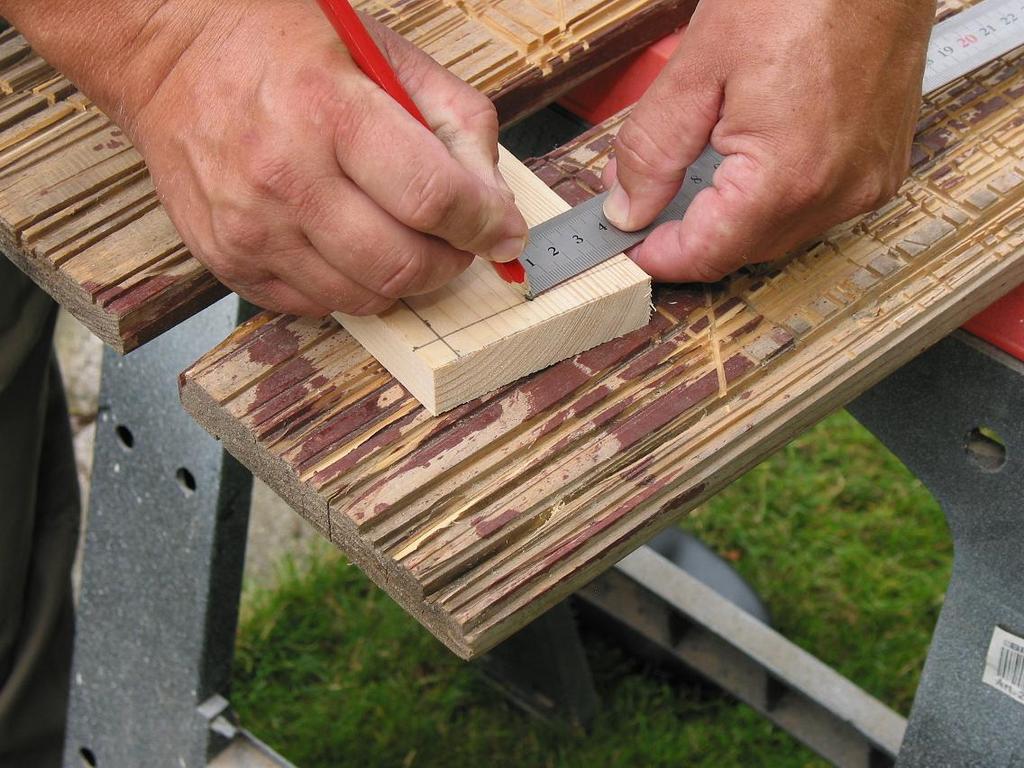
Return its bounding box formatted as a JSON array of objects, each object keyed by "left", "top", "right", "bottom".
[
  {"left": 0, "top": 0, "right": 696, "bottom": 353},
  {"left": 361, "top": 0, "right": 698, "bottom": 125},
  {"left": 0, "top": 29, "right": 215, "bottom": 352},
  {"left": 180, "top": 28, "right": 1024, "bottom": 657},
  {"left": 336, "top": 147, "right": 650, "bottom": 414}
]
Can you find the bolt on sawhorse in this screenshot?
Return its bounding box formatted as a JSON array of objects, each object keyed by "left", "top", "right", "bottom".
[{"left": 61, "top": 275, "right": 1024, "bottom": 768}]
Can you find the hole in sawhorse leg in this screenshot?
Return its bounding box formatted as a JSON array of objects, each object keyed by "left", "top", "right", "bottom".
[
  {"left": 115, "top": 425, "right": 134, "bottom": 450},
  {"left": 965, "top": 426, "right": 1007, "bottom": 472},
  {"left": 176, "top": 467, "right": 197, "bottom": 495},
  {"left": 80, "top": 746, "right": 97, "bottom": 766}
]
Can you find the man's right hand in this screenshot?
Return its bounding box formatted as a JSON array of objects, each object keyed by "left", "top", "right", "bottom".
[{"left": 4, "top": 1, "right": 527, "bottom": 317}]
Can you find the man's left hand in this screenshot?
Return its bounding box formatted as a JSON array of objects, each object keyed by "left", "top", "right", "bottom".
[{"left": 602, "top": 0, "right": 937, "bottom": 282}]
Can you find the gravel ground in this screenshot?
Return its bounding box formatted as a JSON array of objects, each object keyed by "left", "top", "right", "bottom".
[{"left": 53, "top": 309, "right": 316, "bottom": 592}]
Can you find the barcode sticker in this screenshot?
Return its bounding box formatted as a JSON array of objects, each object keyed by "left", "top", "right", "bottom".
[{"left": 983, "top": 626, "right": 1024, "bottom": 706}]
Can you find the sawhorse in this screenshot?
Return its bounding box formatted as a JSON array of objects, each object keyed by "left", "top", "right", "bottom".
[
  {"left": 61, "top": 114, "right": 1024, "bottom": 767},
  {"left": 61, "top": 289, "right": 1024, "bottom": 768}
]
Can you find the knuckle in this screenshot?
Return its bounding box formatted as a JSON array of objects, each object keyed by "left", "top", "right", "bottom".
[
  {"left": 780, "top": 164, "right": 831, "bottom": 212},
  {"left": 456, "top": 94, "right": 499, "bottom": 136},
  {"left": 456, "top": 204, "right": 492, "bottom": 251},
  {"left": 294, "top": 65, "right": 344, "bottom": 124},
  {"left": 401, "top": 164, "right": 459, "bottom": 233},
  {"left": 690, "top": 256, "right": 730, "bottom": 284},
  {"left": 203, "top": 252, "right": 254, "bottom": 288},
  {"left": 243, "top": 284, "right": 289, "bottom": 315},
  {"left": 883, "top": 167, "right": 905, "bottom": 201},
  {"left": 847, "top": 171, "right": 899, "bottom": 215},
  {"left": 330, "top": 93, "right": 373, "bottom": 149},
  {"left": 319, "top": 71, "right": 380, "bottom": 150},
  {"left": 345, "top": 294, "right": 394, "bottom": 316},
  {"left": 210, "top": 206, "right": 270, "bottom": 255},
  {"left": 615, "top": 120, "right": 678, "bottom": 181},
  {"left": 293, "top": 181, "right": 332, "bottom": 233},
  {"left": 242, "top": 150, "right": 309, "bottom": 204},
  {"left": 376, "top": 248, "right": 429, "bottom": 298}
]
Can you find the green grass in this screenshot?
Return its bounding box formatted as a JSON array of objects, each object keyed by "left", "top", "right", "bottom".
[{"left": 231, "top": 410, "right": 952, "bottom": 767}]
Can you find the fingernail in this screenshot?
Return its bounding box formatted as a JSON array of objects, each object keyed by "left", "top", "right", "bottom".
[
  {"left": 482, "top": 235, "right": 526, "bottom": 263},
  {"left": 603, "top": 182, "right": 630, "bottom": 229}
]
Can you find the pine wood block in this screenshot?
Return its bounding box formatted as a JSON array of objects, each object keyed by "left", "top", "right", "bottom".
[
  {"left": 335, "top": 147, "right": 650, "bottom": 414},
  {"left": 180, "top": 38, "right": 1024, "bottom": 658},
  {"left": 0, "top": 0, "right": 697, "bottom": 353}
]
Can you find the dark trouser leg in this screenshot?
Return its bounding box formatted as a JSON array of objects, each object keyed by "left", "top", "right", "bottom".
[{"left": 0, "top": 262, "right": 81, "bottom": 768}]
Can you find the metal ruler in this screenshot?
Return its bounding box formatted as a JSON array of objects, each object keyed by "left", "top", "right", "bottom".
[{"left": 520, "top": 0, "right": 1024, "bottom": 299}]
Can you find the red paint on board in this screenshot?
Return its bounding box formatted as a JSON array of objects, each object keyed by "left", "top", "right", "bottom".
[
  {"left": 245, "top": 320, "right": 303, "bottom": 365},
  {"left": 713, "top": 296, "right": 743, "bottom": 318},
  {"left": 250, "top": 358, "right": 317, "bottom": 426},
  {"left": 654, "top": 285, "right": 705, "bottom": 322},
  {"left": 102, "top": 275, "right": 177, "bottom": 313},
  {"left": 611, "top": 353, "right": 754, "bottom": 450},
  {"left": 729, "top": 315, "right": 764, "bottom": 341},
  {"left": 472, "top": 507, "right": 521, "bottom": 538},
  {"left": 293, "top": 387, "right": 407, "bottom": 472},
  {"left": 309, "top": 407, "right": 422, "bottom": 496}
]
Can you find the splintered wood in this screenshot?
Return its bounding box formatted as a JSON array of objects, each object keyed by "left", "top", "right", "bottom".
[
  {"left": 180, "top": 32, "right": 1024, "bottom": 657},
  {"left": 0, "top": 0, "right": 696, "bottom": 353},
  {"left": 0, "top": 29, "right": 220, "bottom": 351},
  {"left": 336, "top": 147, "right": 650, "bottom": 414},
  {"left": 361, "top": 0, "right": 697, "bottom": 123}
]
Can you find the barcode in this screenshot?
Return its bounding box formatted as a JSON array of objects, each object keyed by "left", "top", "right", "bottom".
[
  {"left": 983, "top": 626, "right": 1024, "bottom": 706},
  {"left": 997, "top": 643, "right": 1024, "bottom": 688}
]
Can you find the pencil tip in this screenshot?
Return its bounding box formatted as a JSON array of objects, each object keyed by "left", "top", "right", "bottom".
[{"left": 522, "top": 275, "right": 535, "bottom": 301}]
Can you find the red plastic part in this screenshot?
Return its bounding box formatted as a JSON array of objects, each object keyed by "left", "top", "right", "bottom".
[
  {"left": 492, "top": 258, "right": 526, "bottom": 285},
  {"left": 963, "top": 284, "right": 1024, "bottom": 361},
  {"left": 559, "top": 28, "right": 685, "bottom": 125}
]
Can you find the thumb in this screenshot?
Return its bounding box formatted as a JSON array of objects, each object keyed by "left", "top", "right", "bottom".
[{"left": 604, "top": 38, "right": 722, "bottom": 231}]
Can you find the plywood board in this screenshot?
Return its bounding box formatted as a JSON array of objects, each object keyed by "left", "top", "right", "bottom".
[
  {"left": 0, "top": 0, "right": 697, "bottom": 352},
  {"left": 336, "top": 147, "right": 650, "bottom": 413},
  {"left": 181, "top": 30, "right": 1024, "bottom": 657}
]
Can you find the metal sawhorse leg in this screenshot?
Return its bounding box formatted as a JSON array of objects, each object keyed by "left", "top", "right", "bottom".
[
  {"left": 62, "top": 296, "right": 273, "bottom": 767},
  {"left": 848, "top": 331, "right": 1024, "bottom": 768}
]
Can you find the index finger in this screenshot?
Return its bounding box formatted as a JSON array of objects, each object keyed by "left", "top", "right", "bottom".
[
  {"left": 631, "top": 153, "right": 828, "bottom": 282},
  {"left": 370, "top": 20, "right": 512, "bottom": 198},
  {"left": 331, "top": 75, "right": 527, "bottom": 263}
]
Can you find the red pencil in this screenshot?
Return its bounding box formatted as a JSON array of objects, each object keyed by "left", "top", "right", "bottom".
[{"left": 314, "top": 0, "right": 526, "bottom": 286}]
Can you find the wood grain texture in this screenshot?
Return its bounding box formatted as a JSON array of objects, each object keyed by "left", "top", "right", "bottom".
[
  {"left": 335, "top": 146, "right": 650, "bottom": 413},
  {"left": 181, "top": 13, "right": 1024, "bottom": 657},
  {"left": 0, "top": 0, "right": 696, "bottom": 353},
  {"left": 360, "top": 0, "right": 698, "bottom": 125},
  {"left": 0, "top": 28, "right": 222, "bottom": 352}
]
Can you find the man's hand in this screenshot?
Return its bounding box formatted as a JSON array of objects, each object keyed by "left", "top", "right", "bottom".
[
  {"left": 4, "top": 1, "right": 526, "bottom": 316},
  {"left": 602, "top": 0, "right": 937, "bottom": 283}
]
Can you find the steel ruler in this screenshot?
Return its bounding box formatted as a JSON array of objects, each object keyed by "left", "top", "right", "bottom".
[{"left": 520, "top": 0, "right": 1024, "bottom": 298}]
